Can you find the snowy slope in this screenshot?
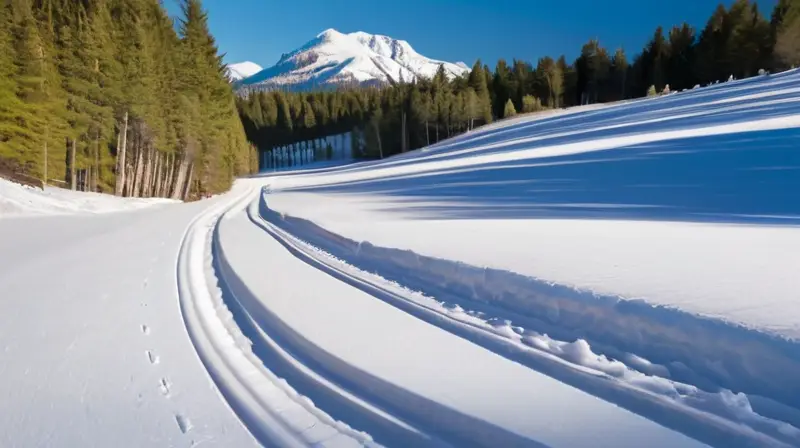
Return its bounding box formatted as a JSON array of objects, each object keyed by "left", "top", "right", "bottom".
[
  {"left": 4, "top": 71, "right": 800, "bottom": 448},
  {"left": 251, "top": 70, "right": 800, "bottom": 443},
  {"left": 228, "top": 61, "right": 264, "bottom": 81},
  {"left": 0, "top": 177, "right": 177, "bottom": 217},
  {"left": 239, "top": 29, "right": 468, "bottom": 91},
  {"left": 0, "top": 197, "right": 258, "bottom": 447}
]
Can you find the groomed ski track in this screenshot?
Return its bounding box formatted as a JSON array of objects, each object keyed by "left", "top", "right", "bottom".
[{"left": 176, "top": 182, "right": 791, "bottom": 448}]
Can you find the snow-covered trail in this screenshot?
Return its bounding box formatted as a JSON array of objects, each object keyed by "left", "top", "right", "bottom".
[
  {"left": 196, "top": 185, "right": 709, "bottom": 448},
  {"left": 0, "top": 196, "right": 258, "bottom": 447},
  {"left": 3, "top": 71, "right": 798, "bottom": 448}
]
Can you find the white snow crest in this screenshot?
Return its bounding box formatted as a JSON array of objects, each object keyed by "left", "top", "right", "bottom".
[
  {"left": 0, "top": 177, "right": 177, "bottom": 217},
  {"left": 239, "top": 29, "right": 468, "bottom": 91}
]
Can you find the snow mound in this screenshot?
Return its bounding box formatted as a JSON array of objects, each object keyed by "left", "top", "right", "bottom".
[
  {"left": 239, "top": 29, "right": 468, "bottom": 91},
  {"left": 227, "top": 61, "right": 264, "bottom": 81},
  {"left": 0, "top": 178, "right": 178, "bottom": 217}
]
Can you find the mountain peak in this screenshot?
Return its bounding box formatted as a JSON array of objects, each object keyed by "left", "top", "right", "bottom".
[
  {"left": 317, "top": 28, "right": 346, "bottom": 41},
  {"left": 237, "top": 30, "right": 469, "bottom": 91}
]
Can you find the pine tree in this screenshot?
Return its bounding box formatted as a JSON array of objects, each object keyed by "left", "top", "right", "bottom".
[
  {"left": 774, "top": 0, "right": 800, "bottom": 67},
  {"left": 521, "top": 95, "right": 543, "bottom": 113},
  {"left": 0, "top": 0, "right": 33, "bottom": 175},
  {"left": 9, "top": 0, "right": 53, "bottom": 178},
  {"left": 611, "top": 48, "right": 629, "bottom": 100},
  {"left": 492, "top": 59, "right": 511, "bottom": 118},
  {"left": 467, "top": 59, "right": 492, "bottom": 123},
  {"left": 503, "top": 98, "right": 516, "bottom": 118}
]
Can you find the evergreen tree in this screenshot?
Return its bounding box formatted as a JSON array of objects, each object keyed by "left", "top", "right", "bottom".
[
  {"left": 611, "top": 48, "right": 629, "bottom": 100},
  {"left": 503, "top": 98, "right": 516, "bottom": 118},
  {"left": 492, "top": 59, "right": 511, "bottom": 118},
  {"left": 467, "top": 59, "right": 492, "bottom": 123},
  {"left": 774, "top": 0, "right": 800, "bottom": 67},
  {"left": 664, "top": 24, "right": 696, "bottom": 91},
  {"left": 521, "top": 95, "right": 543, "bottom": 113}
]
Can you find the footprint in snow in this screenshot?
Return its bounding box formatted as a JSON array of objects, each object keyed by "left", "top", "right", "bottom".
[
  {"left": 175, "top": 414, "right": 192, "bottom": 434},
  {"left": 146, "top": 350, "right": 159, "bottom": 365},
  {"left": 159, "top": 377, "right": 171, "bottom": 397},
  {"left": 141, "top": 324, "right": 150, "bottom": 335}
]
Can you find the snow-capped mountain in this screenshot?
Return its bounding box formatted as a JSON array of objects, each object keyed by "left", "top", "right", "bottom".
[
  {"left": 227, "top": 61, "right": 263, "bottom": 81},
  {"left": 237, "top": 29, "right": 469, "bottom": 91}
]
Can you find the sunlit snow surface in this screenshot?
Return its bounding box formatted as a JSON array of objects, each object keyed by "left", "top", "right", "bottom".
[
  {"left": 266, "top": 70, "right": 800, "bottom": 338},
  {"left": 0, "top": 178, "right": 177, "bottom": 217},
  {"left": 251, "top": 70, "right": 800, "bottom": 445},
  {"left": 2, "top": 70, "right": 800, "bottom": 448}
]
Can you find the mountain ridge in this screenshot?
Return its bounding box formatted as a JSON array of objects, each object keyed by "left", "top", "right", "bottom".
[
  {"left": 233, "top": 29, "right": 469, "bottom": 91},
  {"left": 227, "top": 61, "right": 264, "bottom": 81}
]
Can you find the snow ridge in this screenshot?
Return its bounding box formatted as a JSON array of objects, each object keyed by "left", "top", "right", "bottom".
[
  {"left": 255, "top": 191, "right": 800, "bottom": 447},
  {"left": 238, "top": 29, "right": 468, "bottom": 91},
  {"left": 176, "top": 184, "right": 376, "bottom": 447},
  {"left": 227, "top": 61, "right": 264, "bottom": 81}
]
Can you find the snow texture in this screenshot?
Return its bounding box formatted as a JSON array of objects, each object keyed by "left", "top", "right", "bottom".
[
  {"left": 0, "top": 177, "right": 177, "bottom": 217},
  {"left": 252, "top": 69, "right": 800, "bottom": 444}
]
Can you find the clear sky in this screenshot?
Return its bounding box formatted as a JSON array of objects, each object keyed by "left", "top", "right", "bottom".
[{"left": 164, "top": 0, "right": 778, "bottom": 69}]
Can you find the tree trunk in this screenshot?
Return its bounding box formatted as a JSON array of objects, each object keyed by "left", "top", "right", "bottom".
[
  {"left": 93, "top": 132, "right": 100, "bottom": 192},
  {"left": 142, "top": 145, "right": 153, "bottom": 198},
  {"left": 171, "top": 154, "right": 188, "bottom": 200},
  {"left": 373, "top": 122, "right": 383, "bottom": 159},
  {"left": 182, "top": 162, "right": 194, "bottom": 201},
  {"left": 425, "top": 122, "right": 429, "bottom": 146},
  {"left": 115, "top": 112, "right": 129, "bottom": 196},
  {"left": 43, "top": 139, "right": 47, "bottom": 186},
  {"left": 401, "top": 112, "right": 407, "bottom": 153},
  {"left": 70, "top": 138, "right": 76, "bottom": 190},
  {"left": 132, "top": 139, "right": 145, "bottom": 198},
  {"left": 152, "top": 152, "right": 162, "bottom": 198},
  {"left": 125, "top": 151, "right": 134, "bottom": 197},
  {"left": 162, "top": 153, "right": 172, "bottom": 197}
]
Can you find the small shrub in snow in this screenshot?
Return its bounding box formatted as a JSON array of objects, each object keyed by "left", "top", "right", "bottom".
[
  {"left": 503, "top": 99, "right": 517, "bottom": 118},
  {"left": 662, "top": 84, "right": 671, "bottom": 94},
  {"left": 521, "top": 95, "right": 544, "bottom": 113},
  {"left": 646, "top": 85, "right": 657, "bottom": 97}
]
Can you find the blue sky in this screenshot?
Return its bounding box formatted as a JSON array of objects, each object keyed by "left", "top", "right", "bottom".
[{"left": 164, "top": 0, "right": 778, "bottom": 69}]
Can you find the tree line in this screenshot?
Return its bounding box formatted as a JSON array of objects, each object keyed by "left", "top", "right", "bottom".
[
  {"left": 0, "top": 0, "right": 255, "bottom": 199},
  {"left": 239, "top": 0, "right": 800, "bottom": 164}
]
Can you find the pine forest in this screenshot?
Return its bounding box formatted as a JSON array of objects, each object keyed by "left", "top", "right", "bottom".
[
  {"left": 0, "top": 0, "right": 255, "bottom": 199},
  {"left": 2, "top": 0, "right": 800, "bottom": 192},
  {"left": 239, "top": 0, "right": 800, "bottom": 164}
]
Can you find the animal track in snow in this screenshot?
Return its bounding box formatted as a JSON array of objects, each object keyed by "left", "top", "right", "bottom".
[
  {"left": 146, "top": 350, "right": 159, "bottom": 365},
  {"left": 141, "top": 324, "right": 150, "bottom": 335},
  {"left": 175, "top": 414, "right": 192, "bottom": 434},
  {"left": 159, "top": 377, "right": 171, "bottom": 397}
]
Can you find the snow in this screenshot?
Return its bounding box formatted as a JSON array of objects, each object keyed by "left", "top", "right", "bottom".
[
  {"left": 2, "top": 69, "right": 799, "bottom": 447},
  {"left": 248, "top": 69, "right": 800, "bottom": 443},
  {"left": 0, "top": 197, "right": 258, "bottom": 447},
  {"left": 264, "top": 69, "right": 800, "bottom": 340},
  {"left": 240, "top": 29, "right": 468, "bottom": 91},
  {"left": 0, "top": 177, "right": 177, "bottom": 217},
  {"left": 228, "top": 61, "right": 265, "bottom": 81},
  {"left": 210, "top": 194, "right": 708, "bottom": 447}
]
